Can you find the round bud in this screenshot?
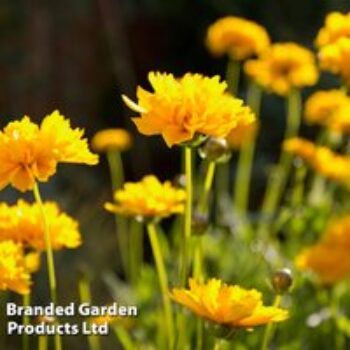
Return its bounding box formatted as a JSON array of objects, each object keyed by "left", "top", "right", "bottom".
[
  {"left": 271, "top": 268, "right": 293, "bottom": 294},
  {"left": 191, "top": 212, "right": 209, "bottom": 236},
  {"left": 198, "top": 137, "right": 231, "bottom": 163}
]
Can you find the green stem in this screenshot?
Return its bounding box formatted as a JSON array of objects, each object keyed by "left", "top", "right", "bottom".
[
  {"left": 234, "top": 82, "right": 262, "bottom": 215},
  {"left": 226, "top": 59, "right": 240, "bottom": 96},
  {"left": 290, "top": 164, "right": 307, "bottom": 207},
  {"left": 330, "top": 288, "right": 345, "bottom": 350},
  {"left": 129, "top": 220, "right": 143, "bottom": 285},
  {"left": 113, "top": 326, "right": 134, "bottom": 350},
  {"left": 146, "top": 223, "right": 174, "bottom": 349},
  {"left": 260, "top": 295, "right": 282, "bottom": 350},
  {"left": 22, "top": 293, "right": 30, "bottom": 350},
  {"left": 107, "top": 151, "right": 129, "bottom": 280},
  {"left": 199, "top": 161, "right": 216, "bottom": 213},
  {"left": 78, "top": 277, "right": 101, "bottom": 350},
  {"left": 38, "top": 336, "right": 48, "bottom": 350},
  {"left": 180, "top": 147, "right": 193, "bottom": 286},
  {"left": 258, "top": 90, "right": 301, "bottom": 236},
  {"left": 213, "top": 338, "right": 223, "bottom": 350},
  {"left": 32, "top": 183, "right": 62, "bottom": 350}
]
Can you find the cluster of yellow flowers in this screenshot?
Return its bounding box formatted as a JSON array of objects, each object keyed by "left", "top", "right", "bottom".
[
  {"left": 317, "top": 12, "right": 350, "bottom": 84},
  {"left": 123, "top": 72, "right": 256, "bottom": 147},
  {"left": 91, "top": 128, "right": 132, "bottom": 153},
  {"left": 304, "top": 89, "right": 350, "bottom": 133},
  {"left": 284, "top": 138, "right": 350, "bottom": 186},
  {"left": 296, "top": 216, "right": 350, "bottom": 284},
  {"left": 105, "top": 175, "right": 186, "bottom": 220}
]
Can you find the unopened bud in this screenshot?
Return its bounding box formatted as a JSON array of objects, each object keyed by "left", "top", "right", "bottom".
[
  {"left": 198, "top": 137, "right": 231, "bottom": 163},
  {"left": 271, "top": 268, "right": 293, "bottom": 294}
]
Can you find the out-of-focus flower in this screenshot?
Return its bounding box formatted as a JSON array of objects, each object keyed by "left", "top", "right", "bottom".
[
  {"left": 244, "top": 43, "right": 318, "bottom": 96},
  {"left": 104, "top": 175, "right": 186, "bottom": 220},
  {"left": 226, "top": 107, "right": 258, "bottom": 149},
  {"left": 296, "top": 216, "right": 350, "bottom": 285},
  {"left": 0, "top": 111, "right": 98, "bottom": 192},
  {"left": 24, "top": 251, "right": 41, "bottom": 274},
  {"left": 122, "top": 72, "right": 251, "bottom": 147},
  {"left": 316, "top": 12, "right": 350, "bottom": 48},
  {"left": 318, "top": 37, "right": 350, "bottom": 85},
  {"left": 0, "top": 200, "right": 81, "bottom": 251},
  {"left": 0, "top": 240, "right": 31, "bottom": 295},
  {"left": 91, "top": 128, "right": 132, "bottom": 153},
  {"left": 304, "top": 90, "right": 350, "bottom": 133},
  {"left": 284, "top": 138, "right": 350, "bottom": 186},
  {"left": 206, "top": 16, "right": 270, "bottom": 60},
  {"left": 171, "top": 279, "right": 288, "bottom": 329}
]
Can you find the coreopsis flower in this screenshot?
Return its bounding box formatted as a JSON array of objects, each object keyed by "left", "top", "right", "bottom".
[
  {"left": 0, "top": 200, "right": 81, "bottom": 251},
  {"left": 91, "top": 128, "right": 132, "bottom": 153},
  {"left": 304, "top": 89, "right": 350, "bottom": 133},
  {"left": 244, "top": 43, "right": 319, "bottom": 96},
  {"left": 315, "top": 12, "right": 350, "bottom": 48},
  {"left": 104, "top": 175, "right": 186, "bottom": 220},
  {"left": 225, "top": 107, "right": 258, "bottom": 149},
  {"left": 0, "top": 240, "right": 31, "bottom": 295},
  {"left": 24, "top": 251, "right": 41, "bottom": 273},
  {"left": 122, "top": 72, "right": 252, "bottom": 147},
  {"left": 206, "top": 16, "right": 270, "bottom": 60},
  {"left": 0, "top": 110, "right": 98, "bottom": 192},
  {"left": 318, "top": 37, "right": 350, "bottom": 85},
  {"left": 284, "top": 138, "right": 350, "bottom": 186},
  {"left": 171, "top": 279, "right": 288, "bottom": 329},
  {"left": 296, "top": 216, "right": 350, "bottom": 285}
]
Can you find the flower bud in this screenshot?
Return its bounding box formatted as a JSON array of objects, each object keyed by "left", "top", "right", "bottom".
[
  {"left": 198, "top": 137, "right": 231, "bottom": 163},
  {"left": 271, "top": 268, "right": 293, "bottom": 294},
  {"left": 191, "top": 212, "right": 209, "bottom": 236}
]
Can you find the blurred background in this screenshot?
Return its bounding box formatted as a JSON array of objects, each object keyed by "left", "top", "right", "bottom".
[{"left": 1, "top": 0, "right": 350, "bottom": 348}]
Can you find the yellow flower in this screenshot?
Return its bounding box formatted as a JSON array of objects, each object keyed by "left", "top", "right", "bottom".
[
  {"left": 244, "top": 43, "right": 319, "bottom": 96},
  {"left": 0, "top": 110, "right": 98, "bottom": 192},
  {"left": 0, "top": 200, "right": 81, "bottom": 251},
  {"left": 318, "top": 37, "right": 350, "bottom": 85},
  {"left": 123, "top": 72, "right": 251, "bottom": 147},
  {"left": 284, "top": 138, "right": 350, "bottom": 186},
  {"left": 206, "top": 16, "right": 270, "bottom": 60},
  {"left": 171, "top": 279, "right": 288, "bottom": 329},
  {"left": 104, "top": 175, "right": 186, "bottom": 219},
  {"left": 304, "top": 89, "right": 350, "bottom": 133},
  {"left": 91, "top": 128, "right": 132, "bottom": 153},
  {"left": 0, "top": 240, "right": 31, "bottom": 295},
  {"left": 295, "top": 216, "right": 350, "bottom": 285},
  {"left": 25, "top": 251, "right": 41, "bottom": 274},
  {"left": 225, "top": 107, "right": 258, "bottom": 149},
  {"left": 315, "top": 12, "right": 350, "bottom": 48}
]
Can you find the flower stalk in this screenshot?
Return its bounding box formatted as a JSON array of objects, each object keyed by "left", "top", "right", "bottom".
[{"left": 22, "top": 293, "right": 30, "bottom": 350}]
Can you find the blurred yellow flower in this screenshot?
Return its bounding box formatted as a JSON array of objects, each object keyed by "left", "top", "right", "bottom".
[
  {"left": 0, "top": 240, "right": 31, "bottom": 295},
  {"left": 123, "top": 72, "right": 251, "bottom": 147},
  {"left": 304, "top": 89, "right": 350, "bottom": 133},
  {"left": 104, "top": 175, "right": 186, "bottom": 219},
  {"left": 318, "top": 37, "right": 350, "bottom": 85},
  {"left": 296, "top": 216, "right": 350, "bottom": 285},
  {"left": 171, "top": 279, "right": 288, "bottom": 329},
  {"left": 91, "top": 128, "right": 132, "bottom": 153},
  {"left": 0, "top": 110, "right": 98, "bottom": 192},
  {"left": 0, "top": 200, "right": 81, "bottom": 251},
  {"left": 244, "top": 43, "right": 318, "bottom": 96},
  {"left": 225, "top": 107, "right": 258, "bottom": 149},
  {"left": 24, "top": 251, "right": 41, "bottom": 274},
  {"left": 316, "top": 12, "right": 350, "bottom": 48},
  {"left": 206, "top": 16, "right": 270, "bottom": 60},
  {"left": 284, "top": 137, "right": 350, "bottom": 186}
]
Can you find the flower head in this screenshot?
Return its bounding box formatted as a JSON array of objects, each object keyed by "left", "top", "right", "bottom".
[
  {"left": 304, "top": 89, "right": 350, "bottom": 133},
  {"left": 296, "top": 216, "right": 350, "bottom": 285},
  {"left": 206, "top": 16, "right": 270, "bottom": 60},
  {"left": 284, "top": 138, "right": 350, "bottom": 186},
  {"left": 123, "top": 72, "right": 252, "bottom": 147},
  {"left": 0, "top": 200, "right": 81, "bottom": 251},
  {"left": 0, "top": 240, "right": 31, "bottom": 295},
  {"left": 244, "top": 43, "right": 318, "bottom": 96},
  {"left": 316, "top": 12, "right": 350, "bottom": 48},
  {"left": 0, "top": 110, "right": 98, "bottom": 192},
  {"left": 104, "top": 175, "right": 186, "bottom": 220},
  {"left": 171, "top": 279, "right": 288, "bottom": 329},
  {"left": 91, "top": 128, "right": 132, "bottom": 153},
  {"left": 318, "top": 37, "right": 350, "bottom": 85}
]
